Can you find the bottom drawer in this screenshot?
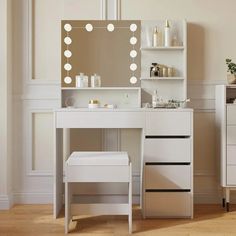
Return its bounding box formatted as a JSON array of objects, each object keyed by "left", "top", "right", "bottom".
[
  {"left": 145, "top": 192, "right": 192, "bottom": 218},
  {"left": 227, "top": 166, "right": 236, "bottom": 185}
]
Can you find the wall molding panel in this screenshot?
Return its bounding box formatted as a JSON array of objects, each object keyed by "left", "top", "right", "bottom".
[{"left": 0, "top": 195, "right": 13, "bottom": 210}]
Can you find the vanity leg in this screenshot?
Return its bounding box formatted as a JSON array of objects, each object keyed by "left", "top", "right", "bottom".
[
  {"left": 226, "top": 188, "right": 230, "bottom": 212},
  {"left": 222, "top": 198, "right": 226, "bottom": 208},
  {"left": 222, "top": 188, "right": 226, "bottom": 208}
]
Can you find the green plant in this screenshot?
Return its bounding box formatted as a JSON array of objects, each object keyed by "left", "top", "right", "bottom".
[{"left": 226, "top": 59, "right": 236, "bottom": 75}]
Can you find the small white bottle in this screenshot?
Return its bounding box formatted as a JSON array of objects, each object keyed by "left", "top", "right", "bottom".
[
  {"left": 164, "top": 20, "right": 171, "bottom": 47},
  {"left": 153, "top": 27, "right": 158, "bottom": 47},
  {"left": 152, "top": 90, "right": 159, "bottom": 108},
  {"left": 76, "top": 73, "right": 84, "bottom": 87}
]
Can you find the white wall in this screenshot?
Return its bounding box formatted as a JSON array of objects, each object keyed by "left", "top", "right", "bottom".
[
  {"left": 3, "top": 0, "right": 236, "bottom": 208},
  {"left": 0, "top": 0, "right": 13, "bottom": 209}
]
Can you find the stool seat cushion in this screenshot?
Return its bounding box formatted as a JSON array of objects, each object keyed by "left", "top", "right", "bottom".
[{"left": 67, "top": 152, "right": 129, "bottom": 166}]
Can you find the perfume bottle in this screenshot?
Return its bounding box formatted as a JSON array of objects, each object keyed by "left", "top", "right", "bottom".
[
  {"left": 153, "top": 27, "right": 158, "bottom": 47},
  {"left": 164, "top": 20, "right": 171, "bottom": 47},
  {"left": 150, "top": 63, "right": 160, "bottom": 77},
  {"left": 152, "top": 90, "right": 159, "bottom": 108}
]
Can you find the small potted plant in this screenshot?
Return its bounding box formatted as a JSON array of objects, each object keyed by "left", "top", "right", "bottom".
[{"left": 226, "top": 59, "right": 236, "bottom": 84}]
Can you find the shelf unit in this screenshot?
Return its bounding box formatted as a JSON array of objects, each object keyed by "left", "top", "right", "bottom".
[
  {"left": 141, "top": 20, "right": 193, "bottom": 219},
  {"left": 141, "top": 20, "right": 187, "bottom": 101},
  {"left": 216, "top": 85, "right": 236, "bottom": 212}
]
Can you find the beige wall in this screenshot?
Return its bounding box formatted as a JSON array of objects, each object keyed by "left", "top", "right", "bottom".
[{"left": 7, "top": 0, "right": 236, "bottom": 206}]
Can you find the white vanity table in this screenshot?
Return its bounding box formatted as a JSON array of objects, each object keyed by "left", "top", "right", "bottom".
[
  {"left": 55, "top": 19, "right": 194, "bottom": 219},
  {"left": 54, "top": 108, "right": 193, "bottom": 218}
]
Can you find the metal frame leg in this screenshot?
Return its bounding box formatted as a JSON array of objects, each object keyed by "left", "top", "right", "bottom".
[{"left": 226, "top": 188, "right": 230, "bottom": 212}]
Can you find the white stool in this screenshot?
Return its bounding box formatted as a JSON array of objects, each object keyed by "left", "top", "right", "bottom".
[{"left": 64, "top": 151, "right": 132, "bottom": 234}]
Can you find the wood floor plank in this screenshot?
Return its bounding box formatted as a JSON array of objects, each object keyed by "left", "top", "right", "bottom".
[{"left": 0, "top": 204, "right": 236, "bottom": 235}]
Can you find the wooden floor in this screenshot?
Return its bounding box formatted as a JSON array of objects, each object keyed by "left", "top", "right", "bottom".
[{"left": 1, "top": 204, "right": 236, "bottom": 236}]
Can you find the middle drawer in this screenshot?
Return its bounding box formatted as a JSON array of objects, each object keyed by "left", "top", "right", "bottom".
[
  {"left": 145, "top": 165, "right": 191, "bottom": 189},
  {"left": 144, "top": 138, "right": 191, "bottom": 163}
]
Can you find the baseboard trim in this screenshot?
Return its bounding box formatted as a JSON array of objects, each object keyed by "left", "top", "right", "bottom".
[
  {"left": 0, "top": 194, "right": 13, "bottom": 210},
  {"left": 12, "top": 192, "right": 236, "bottom": 205},
  {"left": 13, "top": 192, "right": 53, "bottom": 204}
]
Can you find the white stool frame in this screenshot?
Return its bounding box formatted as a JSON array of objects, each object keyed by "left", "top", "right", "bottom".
[{"left": 65, "top": 162, "right": 132, "bottom": 234}]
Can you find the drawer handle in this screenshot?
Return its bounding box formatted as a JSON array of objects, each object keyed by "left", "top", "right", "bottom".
[
  {"left": 146, "top": 189, "right": 191, "bottom": 192},
  {"left": 145, "top": 135, "right": 190, "bottom": 139},
  {"left": 146, "top": 162, "right": 191, "bottom": 165}
]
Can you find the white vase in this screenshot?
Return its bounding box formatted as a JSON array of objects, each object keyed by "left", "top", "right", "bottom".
[{"left": 227, "top": 74, "right": 236, "bottom": 84}]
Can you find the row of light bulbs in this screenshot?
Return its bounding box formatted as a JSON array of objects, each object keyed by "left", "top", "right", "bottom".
[{"left": 64, "top": 23, "right": 138, "bottom": 32}]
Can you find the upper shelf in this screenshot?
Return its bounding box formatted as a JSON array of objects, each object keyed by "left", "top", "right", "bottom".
[{"left": 140, "top": 46, "right": 185, "bottom": 51}]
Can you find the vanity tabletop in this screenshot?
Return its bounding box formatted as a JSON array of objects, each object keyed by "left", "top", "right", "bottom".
[{"left": 55, "top": 108, "right": 193, "bottom": 112}]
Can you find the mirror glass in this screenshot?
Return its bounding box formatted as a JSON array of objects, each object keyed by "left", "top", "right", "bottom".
[{"left": 61, "top": 20, "right": 141, "bottom": 87}]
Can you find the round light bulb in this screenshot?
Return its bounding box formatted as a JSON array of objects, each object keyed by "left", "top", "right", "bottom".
[
  {"left": 85, "top": 23, "right": 93, "bottom": 32},
  {"left": 64, "top": 23, "right": 72, "bottom": 32},
  {"left": 130, "top": 24, "right": 137, "bottom": 32},
  {"left": 64, "top": 76, "right": 72, "bottom": 84}
]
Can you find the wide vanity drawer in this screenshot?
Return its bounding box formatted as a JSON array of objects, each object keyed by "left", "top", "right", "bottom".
[
  {"left": 145, "top": 192, "right": 192, "bottom": 217},
  {"left": 227, "top": 165, "right": 236, "bottom": 185},
  {"left": 227, "top": 126, "right": 236, "bottom": 144},
  {"left": 144, "top": 138, "right": 191, "bottom": 162},
  {"left": 56, "top": 111, "right": 145, "bottom": 128},
  {"left": 227, "top": 145, "right": 236, "bottom": 165},
  {"left": 145, "top": 112, "right": 192, "bottom": 136},
  {"left": 227, "top": 105, "right": 236, "bottom": 125},
  {"left": 145, "top": 165, "right": 191, "bottom": 189}
]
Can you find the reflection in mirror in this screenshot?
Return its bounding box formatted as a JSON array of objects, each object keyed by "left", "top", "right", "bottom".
[
  {"left": 64, "top": 37, "right": 72, "bottom": 45},
  {"left": 64, "top": 76, "right": 72, "bottom": 84},
  {"left": 61, "top": 20, "right": 141, "bottom": 87}
]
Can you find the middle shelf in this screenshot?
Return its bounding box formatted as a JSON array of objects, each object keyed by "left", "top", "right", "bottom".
[{"left": 141, "top": 77, "right": 184, "bottom": 80}]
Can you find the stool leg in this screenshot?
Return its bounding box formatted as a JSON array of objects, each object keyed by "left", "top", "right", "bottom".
[
  {"left": 65, "top": 182, "right": 70, "bottom": 234},
  {"left": 128, "top": 163, "right": 132, "bottom": 234}
]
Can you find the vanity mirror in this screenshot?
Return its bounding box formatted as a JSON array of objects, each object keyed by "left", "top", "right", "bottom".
[{"left": 61, "top": 20, "right": 141, "bottom": 87}]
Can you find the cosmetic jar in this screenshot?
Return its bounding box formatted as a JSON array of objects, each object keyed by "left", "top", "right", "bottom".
[{"left": 88, "top": 100, "right": 100, "bottom": 109}]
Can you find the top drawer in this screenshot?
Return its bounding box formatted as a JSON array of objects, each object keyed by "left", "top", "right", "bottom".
[
  {"left": 56, "top": 111, "right": 145, "bottom": 128},
  {"left": 227, "top": 105, "right": 236, "bottom": 125},
  {"left": 146, "top": 111, "right": 192, "bottom": 136}
]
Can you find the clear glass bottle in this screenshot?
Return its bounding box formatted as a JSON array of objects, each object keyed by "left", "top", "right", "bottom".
[{"left": 152, "top": 90, "right": 159, "bottom": 108}]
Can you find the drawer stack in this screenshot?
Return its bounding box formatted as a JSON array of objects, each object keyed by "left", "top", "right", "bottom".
[
  {"left": 226, "top": 105, "right": 236, "bottom": 185},
  {"left": 143, "top": 111, "right": 193, "bottom": 218}
]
